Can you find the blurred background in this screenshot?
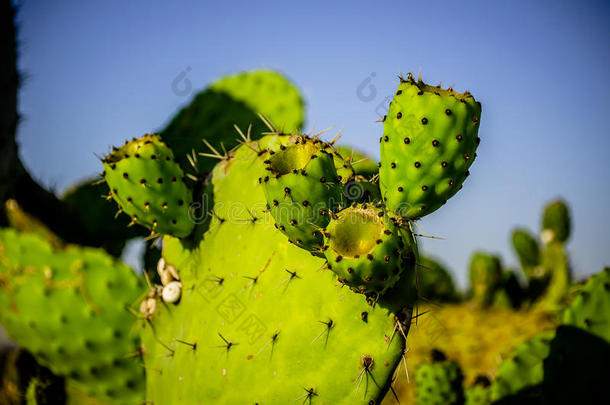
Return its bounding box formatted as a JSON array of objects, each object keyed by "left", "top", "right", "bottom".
[{"left": 12, "top": 0, "right": 609, "bottom": 287}]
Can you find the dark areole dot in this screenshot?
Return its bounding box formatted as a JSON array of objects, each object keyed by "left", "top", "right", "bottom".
[
  {"left": 421, "top": 117, "right": 428, "bottom": 125},
  {"left": 414, "top": 161, "right": 421, "bottom": 168},
  {"left": 383, "top": 136, "right": 389, "bottom": 142},
  {"left": 404, "top": 137, "right": 410, "bottom": 144},
  {"left": 441, "top": 161, "right": 448, "bottom": 167},
  {"left": 391, "top": 162, "right": 396, "bottom": 169},
  {"left": 432, "top": 140, "right": 439, "bottom": 147},
  {"left": 396, "top": 112, "right": 402, "bottom": 119},
  {"left": 456, "top": 134, "right": 463, "bottom": 141},
  {"left": 445, "top": 109, "right": 452, "bottom": 116},
  {"left": 422, "top": 185, "right": 428, "bottom": 191},
  {"left": 396, "top": 90, "right": 402, "bottom": 95},
  {"left": 398, "top": 186, "right": 404, "bottom": 192}
]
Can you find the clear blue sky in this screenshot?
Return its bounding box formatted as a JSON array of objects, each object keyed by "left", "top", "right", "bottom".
[{"left": 13, "top": 0, "right": 609, "bottom": 286}]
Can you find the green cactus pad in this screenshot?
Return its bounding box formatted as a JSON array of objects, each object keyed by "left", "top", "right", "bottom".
[
  {"left": 417, "top": 256, "right": 458, "bottom": 302},
  {"left": 0, "top": 229, "right": 146, "bottom": 404},
  {"left": 469, "top": 252, "right": 502, "bottom": 306},
  {"left": 61, "top": 178, "right": 147, "bottom": 255},
  {"left": 102, "top": 134, "right": 194, "bottom": 238},
  {"left": 511, "top": 228, "right": 541, "bottom": 273},
  {"left": 261, "top": 135, "right": 344, "bottom": 251},
  {"left": 161, "top": 69, "right": 304, "bottom": 174},
  {"left": 414, "top": 350, "right": 465, "bottom": 405},
  {"left": 323, "top": 204, "right": 415, "bottom": 295},
  {"left": 541, "top": 199, "right": 571, "bottom": 244},
  {"left": 140, "top": 136, "right": 418, "bottom": 404},
  {"left": 490, "top": 330, "right": 555, "bottom": 402},
  {"left": 464, "top": 376, "right": 491, "bottom": 405},
  {"left": 563, "top": 267, "right": 610, "bottom": 342},
  {"left": 379, "top": 73, "right": 481, "bottom": 219},
  {"left": 333, "top": 145, "right": 379, "bottom": 180}
]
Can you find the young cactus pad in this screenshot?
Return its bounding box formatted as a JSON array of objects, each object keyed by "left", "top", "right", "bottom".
[
  {"left": 261, "top": 135, "right": 344, "bottom": 251},
  {"left": 563, "top": 267, "right": 610, "bottom": 342},
  {"left": 414, "top": 349, "right": 465, "bottom": 405},
  {"left": 380, "top": 73, "right": 481, "bottom": 219},
  {"left": 0, "top": 229, "right": 146, "bottom": 404},
  {"left": 323, "top": 203, "right": 416, "bottom": 294},
  {"left": 102, "top": 134, "right": 194, "bottom": 238},
  {"left": 139, "top": 135, "right": 418, "bottom": 404},
  {"left": 469, "top": 251, "right": 503, "bottom": 306},
  {"left": 541, "top": 199, "right": 571, "bottom": 244}
]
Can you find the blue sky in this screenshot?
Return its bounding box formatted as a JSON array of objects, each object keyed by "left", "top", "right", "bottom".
[{"left": 13, "top": 0, "right": 609, "bottom": 286}]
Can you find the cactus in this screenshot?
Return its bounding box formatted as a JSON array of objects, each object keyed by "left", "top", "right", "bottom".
[
  {"left": 490, "top": 330, "right": 554, "bottom": 402},
  {"left": 414, "top": 349, "right": 464, "bottom": 405},
  {"left": 563, "top": 267, "right": 610, "bottom": 342},
  {"left": 161, "top": 70, "right": 304, "bottom": 174},
  {"left": 490, "top": 268, "right": 610, "bottom": 404},
  {"left": 541, "top": 199, "right": 570, "bottom": 244},
  {"left": 379, "top": 73, "right": 481, "bottom": 219},
  {"left": 417, "top": 256, "right": 459, "bottom": 302},
  {"left": 511, "top": 228, "right": 540, "bottom": 278},
  {"left": 464, "top": 376, "right": 491, "bottom": 405},
  {"left": 392, "top": 301, "right": 556, "bottom": 403},
  {"left": 334, "top": 145, "right": 379, "bottom": 179},
  {"left": 323, "top": 203, "right": 416, "bottom": 294},
  {"left": 510, "top": 200, "right": 573, "bottom": 311},
  {"left": 260, "top": 134, "right": 343, "bottom": 251},
  {"left": 0, "top": 69, "right": 484, "bottom": 404},
  {"left": 0, "top": 229, "right": 146, "bottom": 404},
  {"left": 468, "top": 251, "right": 503, "bottom": 307},
  {"left": 102, "top": 134, "right": 195, "bottom": 238},
  {"left": 131, "top": 133, "right": 419, "bottom": 404},
  {"left": 60, "top": 179, "right": 147, "bottom": 256}
]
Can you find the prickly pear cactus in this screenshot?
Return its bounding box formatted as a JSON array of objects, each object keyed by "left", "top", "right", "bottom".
[
  {"left": 137, "top": 134, "right": 418, "bottom": 404},
  {"left": 541, "top": 199, "right": 570, "bottom": 244},
  {"left": 469, "top": 251, "right": 502, "bottom": 306},
  {"left": 323, "top": 203, "right": 414, "bottom": 295},
  {"left": 464, "top": 376, "right": 491, "bottom": 405},
  {"left": 0, "top": 71, "right": 483, "bottom": 404},
  {"left": 0, "top": 229, "right": 146, "bottom": 404},
  {"left": 161, "top": 70, "right": 305, "bottom": 174},
  {"left": 417, "top": 256, "right": 458, "bottom": 302},
  {"left": 260, "top": 135, "right": 343, "bottom": 251},
  {"left": 414, "top": 350, "right": 464, "bottom": 405},
  {"left": 563, "top": 267, "right": 610, "bottom": 342},
  {"left": 490, "top": 330, "right": 554, "bottom": 402},
  {"left": 379, "top": 73, "right": 481, "bottom": 219},
  {"left": 511, "top": 228, "right": 540, "bottom": 278},
  {"left": 102, "top": 134, "right": 195, "bottom": 238}
]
